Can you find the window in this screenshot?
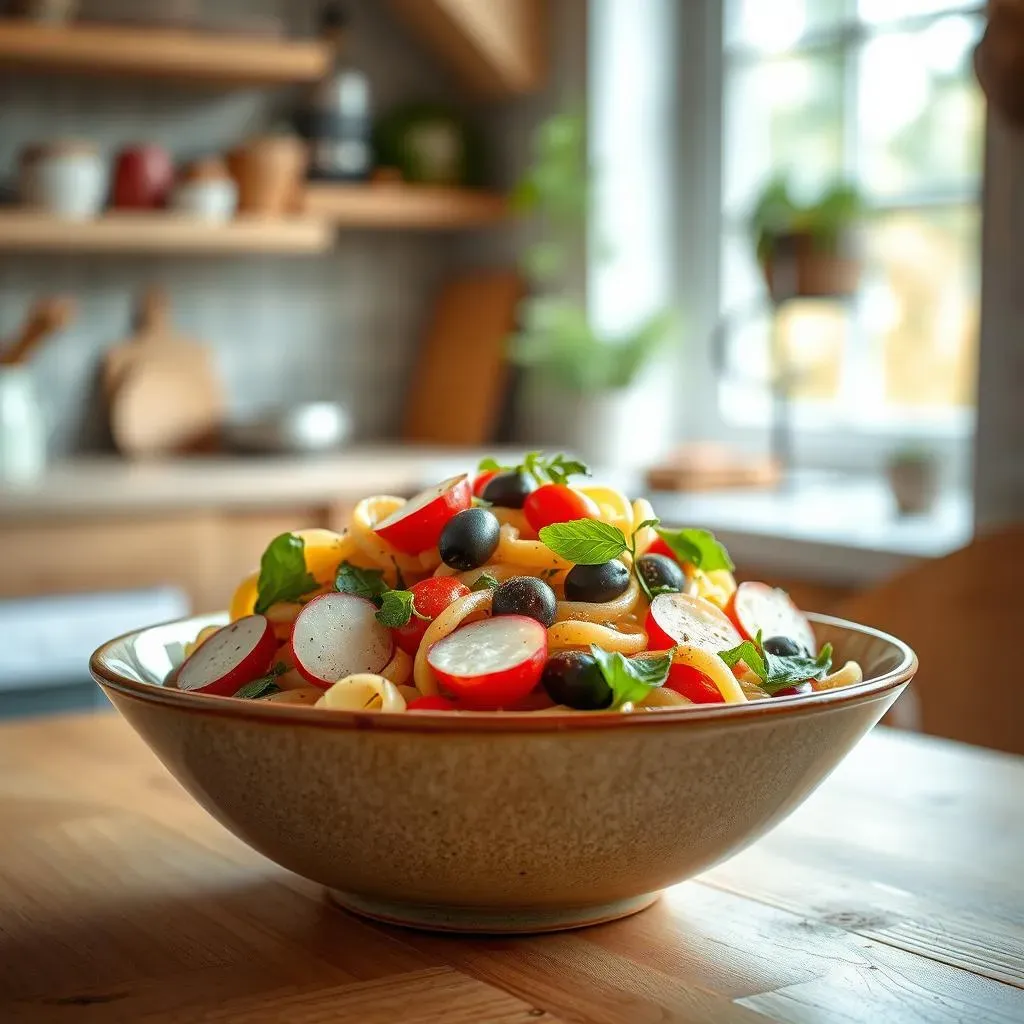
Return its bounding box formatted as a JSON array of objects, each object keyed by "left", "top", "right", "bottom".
[{"left": 715, "top": 1, "right": 984, "bottom": 460}]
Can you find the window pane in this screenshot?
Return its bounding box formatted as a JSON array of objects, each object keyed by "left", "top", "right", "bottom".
[
  {"left": 863, "top": 205, "right": 979, "bottom": 409},
  {"left": 722, "top": 52, "right": 844, "bottom": 215},
  {"left": 856, "top": 16, "right": 984, "bottom": 196},
  {"left": 857, "top": 0, "right": 969, "bottom": 23},
  {"left": 726, "top": 0, "right": 848, "bottom": 50}
]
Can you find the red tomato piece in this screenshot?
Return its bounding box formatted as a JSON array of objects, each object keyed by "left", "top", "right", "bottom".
[
  {"left": 665, "top": 663, "right": 725, "bottom": 704},
  {"left": 392, "top": 576, "right": 471, "bottom": 654},
  {"left": 644, "top": 535, "right": 679, "bottom": 562},
  {"left": 523, "top": 484, "right": 600, "bottom": 533},
  {"left": 406, "top": 695, "right": 459, "bottom": 711},
  {"left": 472, "top": 469, "right": 498, "bottom": 497}
]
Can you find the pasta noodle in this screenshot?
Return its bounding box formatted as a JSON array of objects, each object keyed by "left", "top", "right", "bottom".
[
  {"left": 547, "top": 620, "right": 648, "bottom": 654},
  {"left": 187, "top": 458, "right": 864, "bottom": 714}
]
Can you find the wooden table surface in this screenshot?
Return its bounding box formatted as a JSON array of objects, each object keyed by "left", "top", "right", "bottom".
[{"left": 1, "top": 714, "right": 1021, "bottom": 1024}]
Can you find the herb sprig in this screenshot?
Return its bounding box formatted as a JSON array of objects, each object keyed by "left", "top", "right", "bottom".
[
  {"left": 478, "top": 451, "right": 590, "bottom": 487},
  {"left": 718, "top": 631, "right": 833, "bottom": 694}
]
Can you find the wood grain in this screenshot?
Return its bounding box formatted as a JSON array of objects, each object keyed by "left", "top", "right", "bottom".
[
  {"left": 0, "top": 715, "right": 1021, "bottom": 1023},
  {"left": 0, "top": 212, "right": 332, "bottom": 255},
  {"left": 838, "top": 524, "right": 1024, "bottom": 754},
  {"left": 387, "top": 0, "right": 546, "bottom": 97},
  {"left": 0, "top": 19, "right": 330, "bottom": 86},
  {"left": 302, "top": 184, "right": 507, "bottom": 229}
]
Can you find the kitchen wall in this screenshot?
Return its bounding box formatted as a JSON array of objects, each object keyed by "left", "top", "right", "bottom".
[{"left": 0, "top": 0, "right": 483, "bottom": 454}]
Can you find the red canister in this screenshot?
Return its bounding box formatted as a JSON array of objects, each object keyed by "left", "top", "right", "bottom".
[{"left": 111, "top": 144, "right": 174, "bottom": 209}]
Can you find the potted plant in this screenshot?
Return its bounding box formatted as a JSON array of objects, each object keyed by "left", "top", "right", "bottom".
[
  {"left": 886, "top": 445, "right": 940, "bottom": 517},
  {"left": 750, "top": 177, "right": 863, "bottom": 304},
  {"left": 507, "top": 114, "right": 674, "bottom": 465}
]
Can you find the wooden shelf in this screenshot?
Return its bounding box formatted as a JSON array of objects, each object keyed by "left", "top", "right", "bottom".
[
  {"left": 0, "top": 19, "right": 331, "bottom": 85},
  {"left": 387, "top": 0, "right": 546, "bottom": 97},
  {"left": 302, "top": 184, "right": 507, "bottom": 229},
  {"left": 0, "top": 212, "right": 333, "bottom": 255}
]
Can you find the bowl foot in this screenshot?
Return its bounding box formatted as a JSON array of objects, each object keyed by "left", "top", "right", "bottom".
[{"left": 328, "top": 889, "right": 660, "bottom": 934}]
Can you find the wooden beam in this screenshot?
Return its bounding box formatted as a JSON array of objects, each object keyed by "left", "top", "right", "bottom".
[{"left": 387, "top": 0, "right": 546, "bottom": 97}]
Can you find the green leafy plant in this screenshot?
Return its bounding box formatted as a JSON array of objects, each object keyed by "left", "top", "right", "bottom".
[
  {"left": 508, "top": 113, "right": 674, "bottom": 393},
  {"left": 749, "top": 177, "right": 862, "bottom": 265}
]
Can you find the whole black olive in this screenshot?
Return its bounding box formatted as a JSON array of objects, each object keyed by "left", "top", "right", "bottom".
[
  {"left": 541, "top": 651, "right": 612, "bottom": 710},
  {"left": 438, "top": 508, "right": 501, "bottom": 571},
  {"left": 481, "top": 470, "right": 533, "bottom": 509},
  {"left": 635, "top": 553, "right": 688, "bottom": 594},
  {"left": 563, "top": 560, "right": 631, "bottom": 603},
  {"left": 492, "top": 576, "right": 557, "bottom": 627},
  {"left": 763, "top": 635, "right": 803, "bottom": 657}
]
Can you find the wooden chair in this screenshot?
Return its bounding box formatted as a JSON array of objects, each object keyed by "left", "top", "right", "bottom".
[{"left": 837, "top": 524, "right": 1024, "bottom": 755}]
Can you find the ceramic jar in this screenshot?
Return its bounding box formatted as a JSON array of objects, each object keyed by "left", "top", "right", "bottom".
[
  {"left": 170, "top": 158, "right": 238, "bottom": 222},
  {"left": 112, "top": 144, "right": 174, "bottom": 210},
  {"left": 21, "top": 141, "right": 107, "bottom": 220},
  {"left": 0, "top": 366, "right": 47, "bottom": 483},
  {"left": 227, "top": 135, "right": 307, "bottom": 217}
]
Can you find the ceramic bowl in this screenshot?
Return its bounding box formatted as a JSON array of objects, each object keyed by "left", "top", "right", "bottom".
[{"left": 91, "top": 613, "right": 916, "bottom": 934}]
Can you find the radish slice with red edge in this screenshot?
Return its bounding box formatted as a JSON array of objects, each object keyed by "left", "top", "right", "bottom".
[
  {"left": 291, "top": 592, "right": 394, "bottom": 690},
  {"left": 645, "top": 592, "right": 742, "bottom": 652},
  {"left": 427, "top": 615, "right": 547, "bottom": 709},
  {"left": 177, "top": 615, "right": 277, "bottom": 697},
  {"left": 727, "top": 582, "right": 816, "bottom": 652},
  {"left": 374, "top": 475, "right": 472, "bottom": 555}
]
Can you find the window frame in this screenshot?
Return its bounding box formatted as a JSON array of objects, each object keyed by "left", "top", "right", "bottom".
[{"left": 671, "top": 0, "right": 984, "bottom": 479}]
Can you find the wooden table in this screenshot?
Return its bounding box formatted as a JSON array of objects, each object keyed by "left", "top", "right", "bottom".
[{"left": 1, "top": 715, "right": 1021, "bottom": 1023}]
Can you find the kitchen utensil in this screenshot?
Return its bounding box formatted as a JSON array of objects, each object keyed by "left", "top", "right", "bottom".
[
  {"left": 646, "top": 444, "right": 781, "bottom": 492},
  {"left": 222, "top": 402, "right": 352, "bottom": 455},
  {"left": 106, "top": 287, "right": 223, "bottom": 458},
  {"left": 170, "top": 157, "right": 237, "bottom": 222},
  {"left": 227, "top": 135, "right": 307, "bottom": 216},
  {"left": 402, "top": 270, "right": 522, "bottom": 446},
  {"left": 24, "top": 141, "right": 107, "bottom": 220},
  {"left": 111, "top": 144, "right": 174, "bottom": 210},
  {"left": 0, "top": 366, "right": 47, "bottom": 483},
  {"left": 91, "top": 611, "right": 915, "bottom": 933},
  {"left": 0, "top": 296, "right": 75, "bottom": 365}
]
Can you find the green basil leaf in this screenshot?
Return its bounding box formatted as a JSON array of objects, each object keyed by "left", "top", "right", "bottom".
[
  {"left": 477, "top": 457, "right": 505, "bottom": 472},
  {"left": 718, "top": 639, "right": 768, "bottom": 683},
  {"left": 233, "top": 675, "right": 282, "bottom": 700},
  {"left": 762, "top": 643, "right": 833, "bottom": 694},
  {"left": 521, "top": 451, "right": 590, "bottom": 486},
  {"left": 376, "top": 589, "right": 416, "bottom": 628},
  {"left": 634, "top": 517, "right": 661, "bottom": 533},
  {"left": 538, "top": 520, "right": 628, "bottom": 564},
  {"left": 254, "top": 533, "right": 319, "bottom": 614},
  {"left": 334, "top": 561, "right": 389, "bottom": 604},
  {"left": 655, "top": 527, "right": 734, "bottom": 571},
  {"left": 718, "top": 633, "right": 833, "bottom": 694},
  {"left": 590, "top": 645, "right": 672, "bottom": 709},
  {"left": 471, "top": 572, "right": 500, "bottom": 592}
]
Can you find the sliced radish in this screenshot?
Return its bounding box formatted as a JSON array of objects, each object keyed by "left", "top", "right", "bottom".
[
  {"left": 374, "top": 475, "right": 472, "bottom": 555},
  {"left": 427, "top": 615, "right": 547, "bottom": 709},
  {"left": 645, "top": 592, "right": 742, "bottom": 652},
  {"left": 291, "top": 593, "right": 394, "bottom": 690},
  {"left": 727, "top": 582, "right": 816, "bottom": 652},
  {"left": 177, "top": 615, "right": 277, "bottom": 697}
]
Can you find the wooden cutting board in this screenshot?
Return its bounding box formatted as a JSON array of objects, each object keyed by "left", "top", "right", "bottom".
[
  {"left": 402, "top": 269, "right": 523, "bottom": 446},
  {"left": 107, "top": 287, "right": 223, "bottom": 458}
]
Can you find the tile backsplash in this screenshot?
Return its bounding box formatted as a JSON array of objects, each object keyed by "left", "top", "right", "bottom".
[{"left": 0, "top": 0, "right": 477, "bottom": 454}]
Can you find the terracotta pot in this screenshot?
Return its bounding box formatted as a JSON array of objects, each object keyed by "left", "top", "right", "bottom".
[
  {"left": 227, "top": 135, "right": 308, "bottom": 217},
  {"left": 886, "top": 457, "right": 940, "bottom": 517},
  {"left": 761, "top": 231, "right": 861, "bottom": 304}
]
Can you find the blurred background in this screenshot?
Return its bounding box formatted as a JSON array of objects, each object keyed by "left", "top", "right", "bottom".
[{"left": 0, "top": 0, "right": 1018, "bottom": 748}]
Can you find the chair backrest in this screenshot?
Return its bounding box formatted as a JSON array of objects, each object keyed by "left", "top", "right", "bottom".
[{"left": 837, "top": 524, "right": 1024, "bottom": 755}]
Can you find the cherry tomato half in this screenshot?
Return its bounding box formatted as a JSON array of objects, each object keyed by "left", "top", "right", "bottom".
[
  {"left": 472, "top": 469, "right": 499, "bottom": 498},
  {"left": 524, "top": 484, "right": 600, "bottom": 533},
  {"left": 645, "top": 535, "right": 679, "bottom": 563},
  {"left": 392, "top": 576, "right": 471, "bottom": 654},
  {"left": 665, "top": 663, "right": 725, "bottom": 704}
]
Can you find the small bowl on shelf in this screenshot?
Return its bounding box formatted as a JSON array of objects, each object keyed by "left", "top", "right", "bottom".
[{"left": 90, "top": 613, "right": 915, "bottom": 933}]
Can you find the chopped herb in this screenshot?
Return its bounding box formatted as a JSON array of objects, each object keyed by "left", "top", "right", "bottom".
[
  {"left": 718, "top": 631, "right": 833, "bottom": 694},
  {"left": 471, "top": 572, "right": 500, "bottom": 592},
  {"left": 334, "top": 561, "right": 389, "bottom": 603},
  {"left": 254, "top": 533, "right": 318, "bottom": 614},
  {"left": 376, "top": 589, "right": 416, "bottom": 628},
  {"left": 590, "top": 645, "right": 672, "bottom": 708}
]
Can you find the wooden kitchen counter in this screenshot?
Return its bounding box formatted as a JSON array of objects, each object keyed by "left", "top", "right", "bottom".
[{"left": 1, "top": 714, "right": 1020, "bottom": 1022}]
